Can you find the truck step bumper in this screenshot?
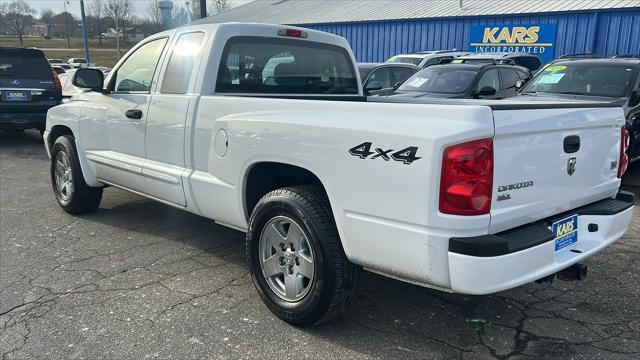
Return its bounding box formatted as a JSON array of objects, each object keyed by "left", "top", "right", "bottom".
[{"left": 448, "top": 191, "right": 635, "bottom": 295}]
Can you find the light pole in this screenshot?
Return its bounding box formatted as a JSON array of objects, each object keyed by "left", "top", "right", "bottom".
[
  {"left": 80, "top": 0, "right": 90, "bottom": 62},
  {"left": 63, "top": 0, "right": 71, "bottom": 49}
]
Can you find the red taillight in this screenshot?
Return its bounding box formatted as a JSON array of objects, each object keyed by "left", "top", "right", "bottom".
[
  {"left": 440, "top": 138, "right": 493, "bottom": 215},
  {"left": 277, "top": 28, "right": 308, "bottom": 38},
  {"left": 618, "top": 125, "right": 630, "bottom": 178},
  {"left": 51, "top": 69, "right": 62, "bottom": 91}
]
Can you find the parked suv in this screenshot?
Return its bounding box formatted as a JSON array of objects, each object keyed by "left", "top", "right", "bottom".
[
  {"left": 361, "top": 63, "right": 419, "bottom": 94},
  {"left": 1, "top": 47, "right": 63, "bottom": 132},
  {"left": 386, "top": 50, "right": 469, "bottom": 68},
  {"left": 520, "top": 58, "right": 640, "bottom": 161},
  {"left": 374, "top": 63, "right": 530, "bottom": 99},
  {"left": 456, "top": 52, "right": 543, "bottom": 73}
]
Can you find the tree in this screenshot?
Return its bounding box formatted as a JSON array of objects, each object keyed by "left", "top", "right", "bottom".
[
  {"left": 88, "top": 0, "right": 106, "bottom": 47},
  {"left": 208, "top": 0, "right": 232, "bottom": 16},
  {"left": 5, "top": 0, "right": 35, "bottom": 45},
  {"left": 214, "top": 0, "right": 231, "bottom": 14},
  {"left": 146, "top": 0, "right": 162, "bottom": 33},
  {"left": 106, "top": 0, "right": 129, "bottom": 57},
  {"left": 40, "top": 8, "right": 54, "bottom": 25}
]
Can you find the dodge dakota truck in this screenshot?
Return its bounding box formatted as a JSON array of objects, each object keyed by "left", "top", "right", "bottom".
[{"left": 43, "top": 23, "right": 635, "bottom": 326}]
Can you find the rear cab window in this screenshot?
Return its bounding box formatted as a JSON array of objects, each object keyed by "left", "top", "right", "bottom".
[{"left": 216, "top": 36, "right": 358, "bottom": 95}]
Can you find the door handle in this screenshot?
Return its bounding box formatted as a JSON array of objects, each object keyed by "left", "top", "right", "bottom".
[
  {"left": 563, "top": 135, "right": 580, "bottom": 153},
  {"left": 125, "top": 109, "right": 142, "bottom": 119}
]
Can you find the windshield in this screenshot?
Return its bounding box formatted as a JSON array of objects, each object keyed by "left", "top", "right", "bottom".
[
  {"left": 387, "top": 56, "right": 423, "bottom": 66},
  {"left": 398, "top": 67, "right": 477, "bottom": 94},
  {"left": 522, "top": 63, "right": 638, "bottom": 97},
  {"left": 72, "top": 59, "right": 88, "bottom": 63}
]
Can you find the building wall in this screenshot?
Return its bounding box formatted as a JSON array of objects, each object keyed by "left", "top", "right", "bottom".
[{"left": 302, "top": 9, "right": 640, "bottom": 62}]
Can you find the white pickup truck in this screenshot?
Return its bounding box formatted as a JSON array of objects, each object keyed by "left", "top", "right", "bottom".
[{"left": 44, "top": 23, "right": 635, "bottom": 326}]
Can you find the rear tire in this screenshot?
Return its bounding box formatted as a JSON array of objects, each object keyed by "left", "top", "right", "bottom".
[
  {"left": 247, "top": 186, "right": 359, "bottom": 326},
  {"left": 50, "top": 135, "right": 102, "bottom": 214}
]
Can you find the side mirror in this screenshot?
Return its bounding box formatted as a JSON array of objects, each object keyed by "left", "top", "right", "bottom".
[
  {"left": 72, "top": 68, "right": 105, "bottom": 92},
  {"left": 364, "top": 81, "right": 383, "bottom": 94},
  {"left": 392, "top": 82, "right": 402, "bottom": 90},
  {"left": 476, "top": 86, "right": 497, "bottom": 97},
  {"left": 515, "top": 80, "right": 526, "bottom": 90}
]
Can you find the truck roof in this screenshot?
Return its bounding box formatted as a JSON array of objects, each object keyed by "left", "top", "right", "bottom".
[{"left": 181, "top": 21, "right": 351, "bottom": 48}]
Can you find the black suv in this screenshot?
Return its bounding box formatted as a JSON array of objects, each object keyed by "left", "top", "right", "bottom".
[
  {"left": 519, "top": 58, "right": 640, "bottom": 161},
  {"left": 1, "top": 47, "right": 63, "bottom": 132},
  {"left": 373, "top": 63, "right": 531, "bottom": 100}
]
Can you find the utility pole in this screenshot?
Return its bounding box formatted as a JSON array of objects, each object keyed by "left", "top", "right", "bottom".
[
  {"left": 199, "top": 0, "right": 206, "bottom": 19},
  {"left": 80, "top": 0, "right": 90, "bottom": 62},
  {"left": 63, "top": 0, "right": 71, "bottom": 49}
]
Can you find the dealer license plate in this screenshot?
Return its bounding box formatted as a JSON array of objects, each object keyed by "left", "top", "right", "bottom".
[
  {"left": 4, "top": 91, "right": 28, "bottom": 101},
  {"left": 552, "top": 214, "right": 578, "bottom": 252}
]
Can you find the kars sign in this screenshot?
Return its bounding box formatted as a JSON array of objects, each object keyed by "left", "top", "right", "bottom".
[{"left": 469, "top": 24, "right": 557, "bottom": 62}]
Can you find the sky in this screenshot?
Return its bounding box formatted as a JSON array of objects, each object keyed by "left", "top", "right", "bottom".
[{"left": 18, "top": 0, "right": 252, "bottom": 18}]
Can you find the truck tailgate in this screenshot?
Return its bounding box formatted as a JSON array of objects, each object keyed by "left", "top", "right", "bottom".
[{"left": 489, "top": 106, "right": 625, "bottom": 233}]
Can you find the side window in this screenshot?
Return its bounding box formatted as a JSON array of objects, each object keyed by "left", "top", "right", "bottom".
[
  {"left": 216, "top": 36, "right": 358, "bottom": 94},
  {"left": 516, "top": 69, "right": 530, "bottom": 80},
  {"left": 476, "top": 69, "right": 500, "bottom": 91},
  {"left": 161, "top": 32, "right": 204, "bottom": 94},
  {"left": 499, "top": 68, "right": 520, "bottom": 89},
  {"left": 366, "top": 68, "right": 390, "bottom": 88},
  {"left": 114, "top": 38, "right": 167, "bottom": 92},
  {"left": 390, "top": 67, "right": 415, "bottom": 86}
]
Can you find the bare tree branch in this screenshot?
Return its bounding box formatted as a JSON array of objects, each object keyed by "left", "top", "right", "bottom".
[
  {"left": 88, "top": 0, "right": 107, "bottom": 47},
  {"left": 5, "top": 0, "right": 35, "bottom": 45}
]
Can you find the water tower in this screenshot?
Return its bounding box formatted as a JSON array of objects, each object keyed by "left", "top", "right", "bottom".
[{"left": 158, "top": 0, "right": 174, "bottom": 30}]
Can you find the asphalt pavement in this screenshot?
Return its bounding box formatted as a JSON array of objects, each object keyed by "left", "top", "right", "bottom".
[{"left": 1, "top": 130, "right": 639, "bottom": 360}]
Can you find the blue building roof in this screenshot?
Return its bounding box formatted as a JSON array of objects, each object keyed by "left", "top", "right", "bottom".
[{"left": 199, "top": 0, "right": 640, "bottom": 25}]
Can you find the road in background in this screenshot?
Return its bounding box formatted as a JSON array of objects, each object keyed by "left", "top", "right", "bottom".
[{"left": 1, "top": 130, "right": 639, "bottom": 359}]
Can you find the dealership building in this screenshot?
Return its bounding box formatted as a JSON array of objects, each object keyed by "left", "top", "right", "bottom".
[{"left": 205, "top": 0, "right": 640, "bottom": 63}]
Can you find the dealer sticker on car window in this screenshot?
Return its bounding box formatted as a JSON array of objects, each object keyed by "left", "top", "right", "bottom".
[
  {"left": 552, "top": 214, "right": 578, "bottom": 252},
  {"left": 407, "top": 77, "right": 428, "bottom": 87},
  {"left": 534, "top": 73, "right": 566, "bottom": 85}
]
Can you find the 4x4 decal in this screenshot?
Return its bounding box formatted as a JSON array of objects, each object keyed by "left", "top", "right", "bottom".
[{"left": 348, "top": 142, "right": 421, "bottom": 165}]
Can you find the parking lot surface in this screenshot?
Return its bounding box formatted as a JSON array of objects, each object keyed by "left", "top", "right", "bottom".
[{"left": 1, "top": 130, "right": 639, "bottom": 360}]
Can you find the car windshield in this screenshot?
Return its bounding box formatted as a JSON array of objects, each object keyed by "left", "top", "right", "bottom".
[
  {"left": 73, "top": 59, "right": 87, "bottom": 63},
  {"left": 387, "top": 56, "right": 423, "bottom": 66},
  {"left": 522, "top": 63, "right": 638, "bottom": 97},
  {"left": 397, "top": 67, "right": 477, "bottom": 94}
]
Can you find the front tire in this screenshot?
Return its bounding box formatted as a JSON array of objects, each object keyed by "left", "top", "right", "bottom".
[
  {"left": 50, "top": 135, "right": 102, "bottom": 214},
  {"left": 247, "top": 186, "right": 359, "bottom": 326}
]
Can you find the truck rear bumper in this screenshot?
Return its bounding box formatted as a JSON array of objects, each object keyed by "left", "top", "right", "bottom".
[{"left": 448, "top": 192, "right": 635, "bottom": 295}]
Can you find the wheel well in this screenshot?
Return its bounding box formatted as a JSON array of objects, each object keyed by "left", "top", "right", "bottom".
[
  {"left": 244, "top": 162, "right": 328, "bottom": 219},
  {"left": 48, "top": 125, "right": 74, "bottom": 149}
]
